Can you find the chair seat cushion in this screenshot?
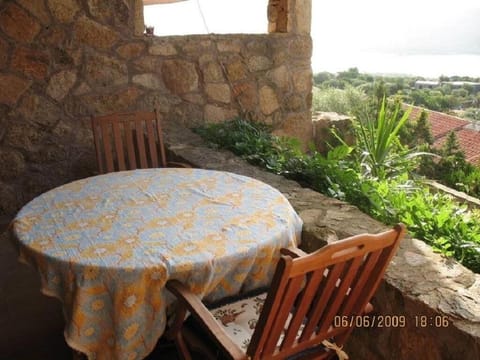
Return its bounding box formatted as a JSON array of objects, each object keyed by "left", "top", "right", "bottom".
[{"left": 210, "top": 293, "right": 267, "bottom": 351}]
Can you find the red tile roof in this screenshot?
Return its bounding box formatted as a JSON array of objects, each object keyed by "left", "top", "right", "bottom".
[
  {"left": 407, "top": 105, "right": 480, "bottom": 164},
  {"left": 409, "top": 106, "right": 470, "bottom": 140}
]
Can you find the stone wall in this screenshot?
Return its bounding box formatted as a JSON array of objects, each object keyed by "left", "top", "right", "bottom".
[{"left": 0, "top": 0, "right": 313, "bottom": 231}]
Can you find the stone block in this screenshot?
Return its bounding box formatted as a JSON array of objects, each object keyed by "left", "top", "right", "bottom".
[
  {"left": 87, "top": 0, "right": 130, "bottom": 26},
  {"left": 267, "top": 65, "right": 289, "bottom": 90},
  {"left": 201, "top": 62, "right": 225, "bottom": 83},
  {"left": 132, "top": 73, "right": 163, "bottom": 90},
  {"left": 46, "top": 70, "right": 77, "bottom": 101},
  {"left": 149, "top": 41, "right": 177, "bottom": 56},
  {"left": 0, "top": 149, "right": 26, "bottom": 181},
  {"left": 117, "top": 42, "right": 146, "bottom": 59},
  {"left": 84, "top": 51, "right": 128, "bottom": 88},
  {"left": 80, "top": 87, "right": 143, "bottom": 115},
  {"left": 74, "top": 16, "right": 119, "bottom": 50},
  {"left": 259, "top": 85, "right": 279, "bottom": 115},
  {"left": 205, "top": 83, "right": 231, "bottom": 104},
  {"left": 233, "top": 81, "right": 258, "bottom": 110},
  {"left": 0, "top": 3, "right": 41, "bottom": 43},
  {"left": 3, "top": 121, "right": 42, "bottom": 151},
  {"left": 294, "top": 0, "right": 312, "bottom": 34},
  {"left": 0, "top": 182, "right": 21, "bottom": 215},
  {"left": 161, "top": 60, "right": 198, "bottom": 94},
  {"left": 284, "top": 94, "right": 305, "bottom": 112},
  {"left": 182, "top": 39, "right": 213, "bottom": 54},
  {"left": 17, "top": 94, "right": 62, "bottom": 128},
  {"left": 216, "top": 39, "right": 242, "bottom": 53},
  {"left": 0, "top": 74, "right": 32, "bottom": 106},
  {"left": 312, "top": 112, "right": 355, "bottom": 154},
  {"left": 273, "top": 111, "right": 313, "bottom": 149},
  {"left": 16, "top": 0, "right": 51, "bottom": 25},
  {"left": 11, "top": 47, "right": 50, "bottom": 80},
  {"left": 225, "top": 60, "right": 247, "bottom": 82},
  {"left": 0, "top": 38, "right": 8, "bottom": 69},
  {"left": 204, "top": 104, "right": 238, "bottom": 123},
  {"left": 39, "top": 26, "right": 66, "bottom": 47},
  {"left": 133, "top": 56, "right": 160, "bottom": 73},
  {"left": 247, "top": 55, "right": 273, "bottom": 72},
  {"left": 47, "top": 0, "right": 80, "bottom": 23},
  {"left": 292, "top": 68, "right": 312, "bottom": 93}
]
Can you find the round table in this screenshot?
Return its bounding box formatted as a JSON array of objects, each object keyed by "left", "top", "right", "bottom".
[{"left": 12, "top": 168, "right": 303, "bottom": 360}]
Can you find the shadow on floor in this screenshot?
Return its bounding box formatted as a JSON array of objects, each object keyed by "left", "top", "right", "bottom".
[{"left": 7, "top": 332, "right": 180, "bottom": 360}]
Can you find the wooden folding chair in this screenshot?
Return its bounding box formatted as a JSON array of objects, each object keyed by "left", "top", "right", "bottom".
[
  {"left": 91, "top": 109, "right": 189, "bottom": 174},
  {"left": 166, "top": 224, "right": 406, "bottom": 360}
]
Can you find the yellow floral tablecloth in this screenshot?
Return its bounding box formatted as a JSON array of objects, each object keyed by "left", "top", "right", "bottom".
[{"left": 12, "top": 168, "right": 303, "bottom": 360}]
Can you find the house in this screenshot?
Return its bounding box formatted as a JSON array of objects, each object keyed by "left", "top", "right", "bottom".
[
  {"left": 409, "top": 105, "right": 480, "bottom": 164},
  {"left": 414, "top": 80, "right": 440, "bottom": 89}
]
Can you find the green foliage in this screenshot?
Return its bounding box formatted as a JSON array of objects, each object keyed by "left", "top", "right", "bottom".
[
  {"left": 193, "top": 118, "right": 305, "bottom": 178},
  {"left": 312, "top": 86, "right": 367, "bottom": 115},
  {"left": 313, "top": 70, "right": 480, "bottom": 116},
  {"left": 195, "top": 118, "right": 480, "bottom": 273},
  {"left": 385, "top": 185, "right": 480, "bottom": 273},
  {"left": 354, "top": 98, "right": 416, "bottom": 178}
]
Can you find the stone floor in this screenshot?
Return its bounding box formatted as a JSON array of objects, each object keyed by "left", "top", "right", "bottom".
[{"left": 10, "top": 332, "right": 180, "bottom": 360}]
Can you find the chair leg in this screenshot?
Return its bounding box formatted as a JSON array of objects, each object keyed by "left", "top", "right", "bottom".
[{"left": 175, "top": 332, "right": 193, "bottom": 360}]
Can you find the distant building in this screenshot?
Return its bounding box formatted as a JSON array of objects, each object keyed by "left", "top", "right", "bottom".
[
  {"left": 444, "top": 81, "right": 480, "bottom": 91},
  {"left": 414, "top": 80, "right": 440, "bottom": 89},
  {"left": 414, "top": 80, "right": 480, "bottom": 91}
]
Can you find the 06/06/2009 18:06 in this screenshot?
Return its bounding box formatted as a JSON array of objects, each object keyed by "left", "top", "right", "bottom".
[{"left": 333, "top": 315, "right": 450, "bottom": 328}]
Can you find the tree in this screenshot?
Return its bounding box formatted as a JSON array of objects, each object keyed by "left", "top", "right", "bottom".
[{"left": 414, "top": 110, "right": 433, "bottom": 146}]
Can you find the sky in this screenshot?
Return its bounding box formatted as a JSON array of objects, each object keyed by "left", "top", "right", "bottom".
[{"left": 144, "top": 0, "right": 480, "bottom": 78}]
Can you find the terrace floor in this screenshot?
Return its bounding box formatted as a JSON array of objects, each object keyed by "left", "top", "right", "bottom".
[{"left": 13, "top": 333, "right": 180, "bottom": 360}]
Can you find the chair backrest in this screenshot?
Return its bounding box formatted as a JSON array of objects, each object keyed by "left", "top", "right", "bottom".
[
  {"left": 91, "top": 110, "right": 167, "bottom": 174},
  {"left": 247, "top": 224, "right": 406, "bottom": 360}
]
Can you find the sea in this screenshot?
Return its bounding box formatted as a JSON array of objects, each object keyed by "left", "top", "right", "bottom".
[{"left": 311, "top": 52, "right": 480, "bottom": 79}]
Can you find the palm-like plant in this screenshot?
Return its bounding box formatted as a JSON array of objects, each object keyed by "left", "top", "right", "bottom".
[{"left": 355, "top": 97, "right": 414, "bottom": 179}]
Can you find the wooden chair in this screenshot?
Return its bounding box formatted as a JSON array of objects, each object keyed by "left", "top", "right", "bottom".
[
  {"left": 166, "top": 224, "right": 406, "bottom": 360},
  {"left": 91, "top": 109, "right": 189, "bottom": 174}
]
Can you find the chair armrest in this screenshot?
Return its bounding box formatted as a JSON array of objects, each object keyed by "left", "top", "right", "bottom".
[
  {"left": 280, "top": 247, "right": 308, "bottom": 258},
  {"left": 166, "top": 280, "right": 246, "bottom": 360},
  {"left": 167, "top": 161, "right": 192, "bottom": 168}
]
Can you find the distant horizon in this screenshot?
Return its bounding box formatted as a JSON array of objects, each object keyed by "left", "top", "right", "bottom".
[{"left": 311, "top": 52, "right": 480, "bottom": 79}]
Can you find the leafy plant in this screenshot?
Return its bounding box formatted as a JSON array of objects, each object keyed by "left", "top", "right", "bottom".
[
  {"left": 195, "top": 118, "right": 480, "bottom": 273},
  {"left": 354, "top": 97, "right": 414, "bottom": 178}
]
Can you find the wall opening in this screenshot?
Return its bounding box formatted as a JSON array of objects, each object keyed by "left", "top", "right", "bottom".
[{"left": 143, "top": 0, "right": 269, "bottom": 36}]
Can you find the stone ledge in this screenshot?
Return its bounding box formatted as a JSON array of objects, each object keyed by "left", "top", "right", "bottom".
[{"left": 163, "top": 121, "right": 480, "bottom": 359}]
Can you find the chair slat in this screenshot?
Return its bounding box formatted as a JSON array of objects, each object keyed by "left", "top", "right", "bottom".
[
  {"left": 145, "top": 117, "right": 159, "bottom": 168},
  {"left": 91, "top": 119, "right": 105, "bottom": 174},
  {"left": 300, "top": 263, "right": 345, "bottom": 341},
  {"left": 263, "top": 275, "right": 305, "bottom": 355},
  {"left": 112, "top": 120, "right": 126, "bottom": 171},
  {"left": 100, "top": 119, "right": 114, "bottom": 173},
  {"left": 316, "top": 256, "right": 364, "bottom": 336},
  {"left": 280, "top": 269, "right": 325, "bottom": 348},
  {"left": 135, "top": 117, "right": 148, "bottom": 168},
  {"left": 338, "top": 250, "right": 382, "bottom": 318},
  {"left": 123, "top": 119, "right": 137, "bottom": 169},
  {"left": 155, "top": 109, "right": 168, "bottom": 167}
]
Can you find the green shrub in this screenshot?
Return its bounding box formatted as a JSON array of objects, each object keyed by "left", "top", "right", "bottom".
[{"left": 195, "top": 118, "right": 480, "bottom": 273}]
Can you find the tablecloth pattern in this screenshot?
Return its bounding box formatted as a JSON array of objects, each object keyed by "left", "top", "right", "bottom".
[{"left": 12, "top": 168, "right": 303, "bottom": 360}]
